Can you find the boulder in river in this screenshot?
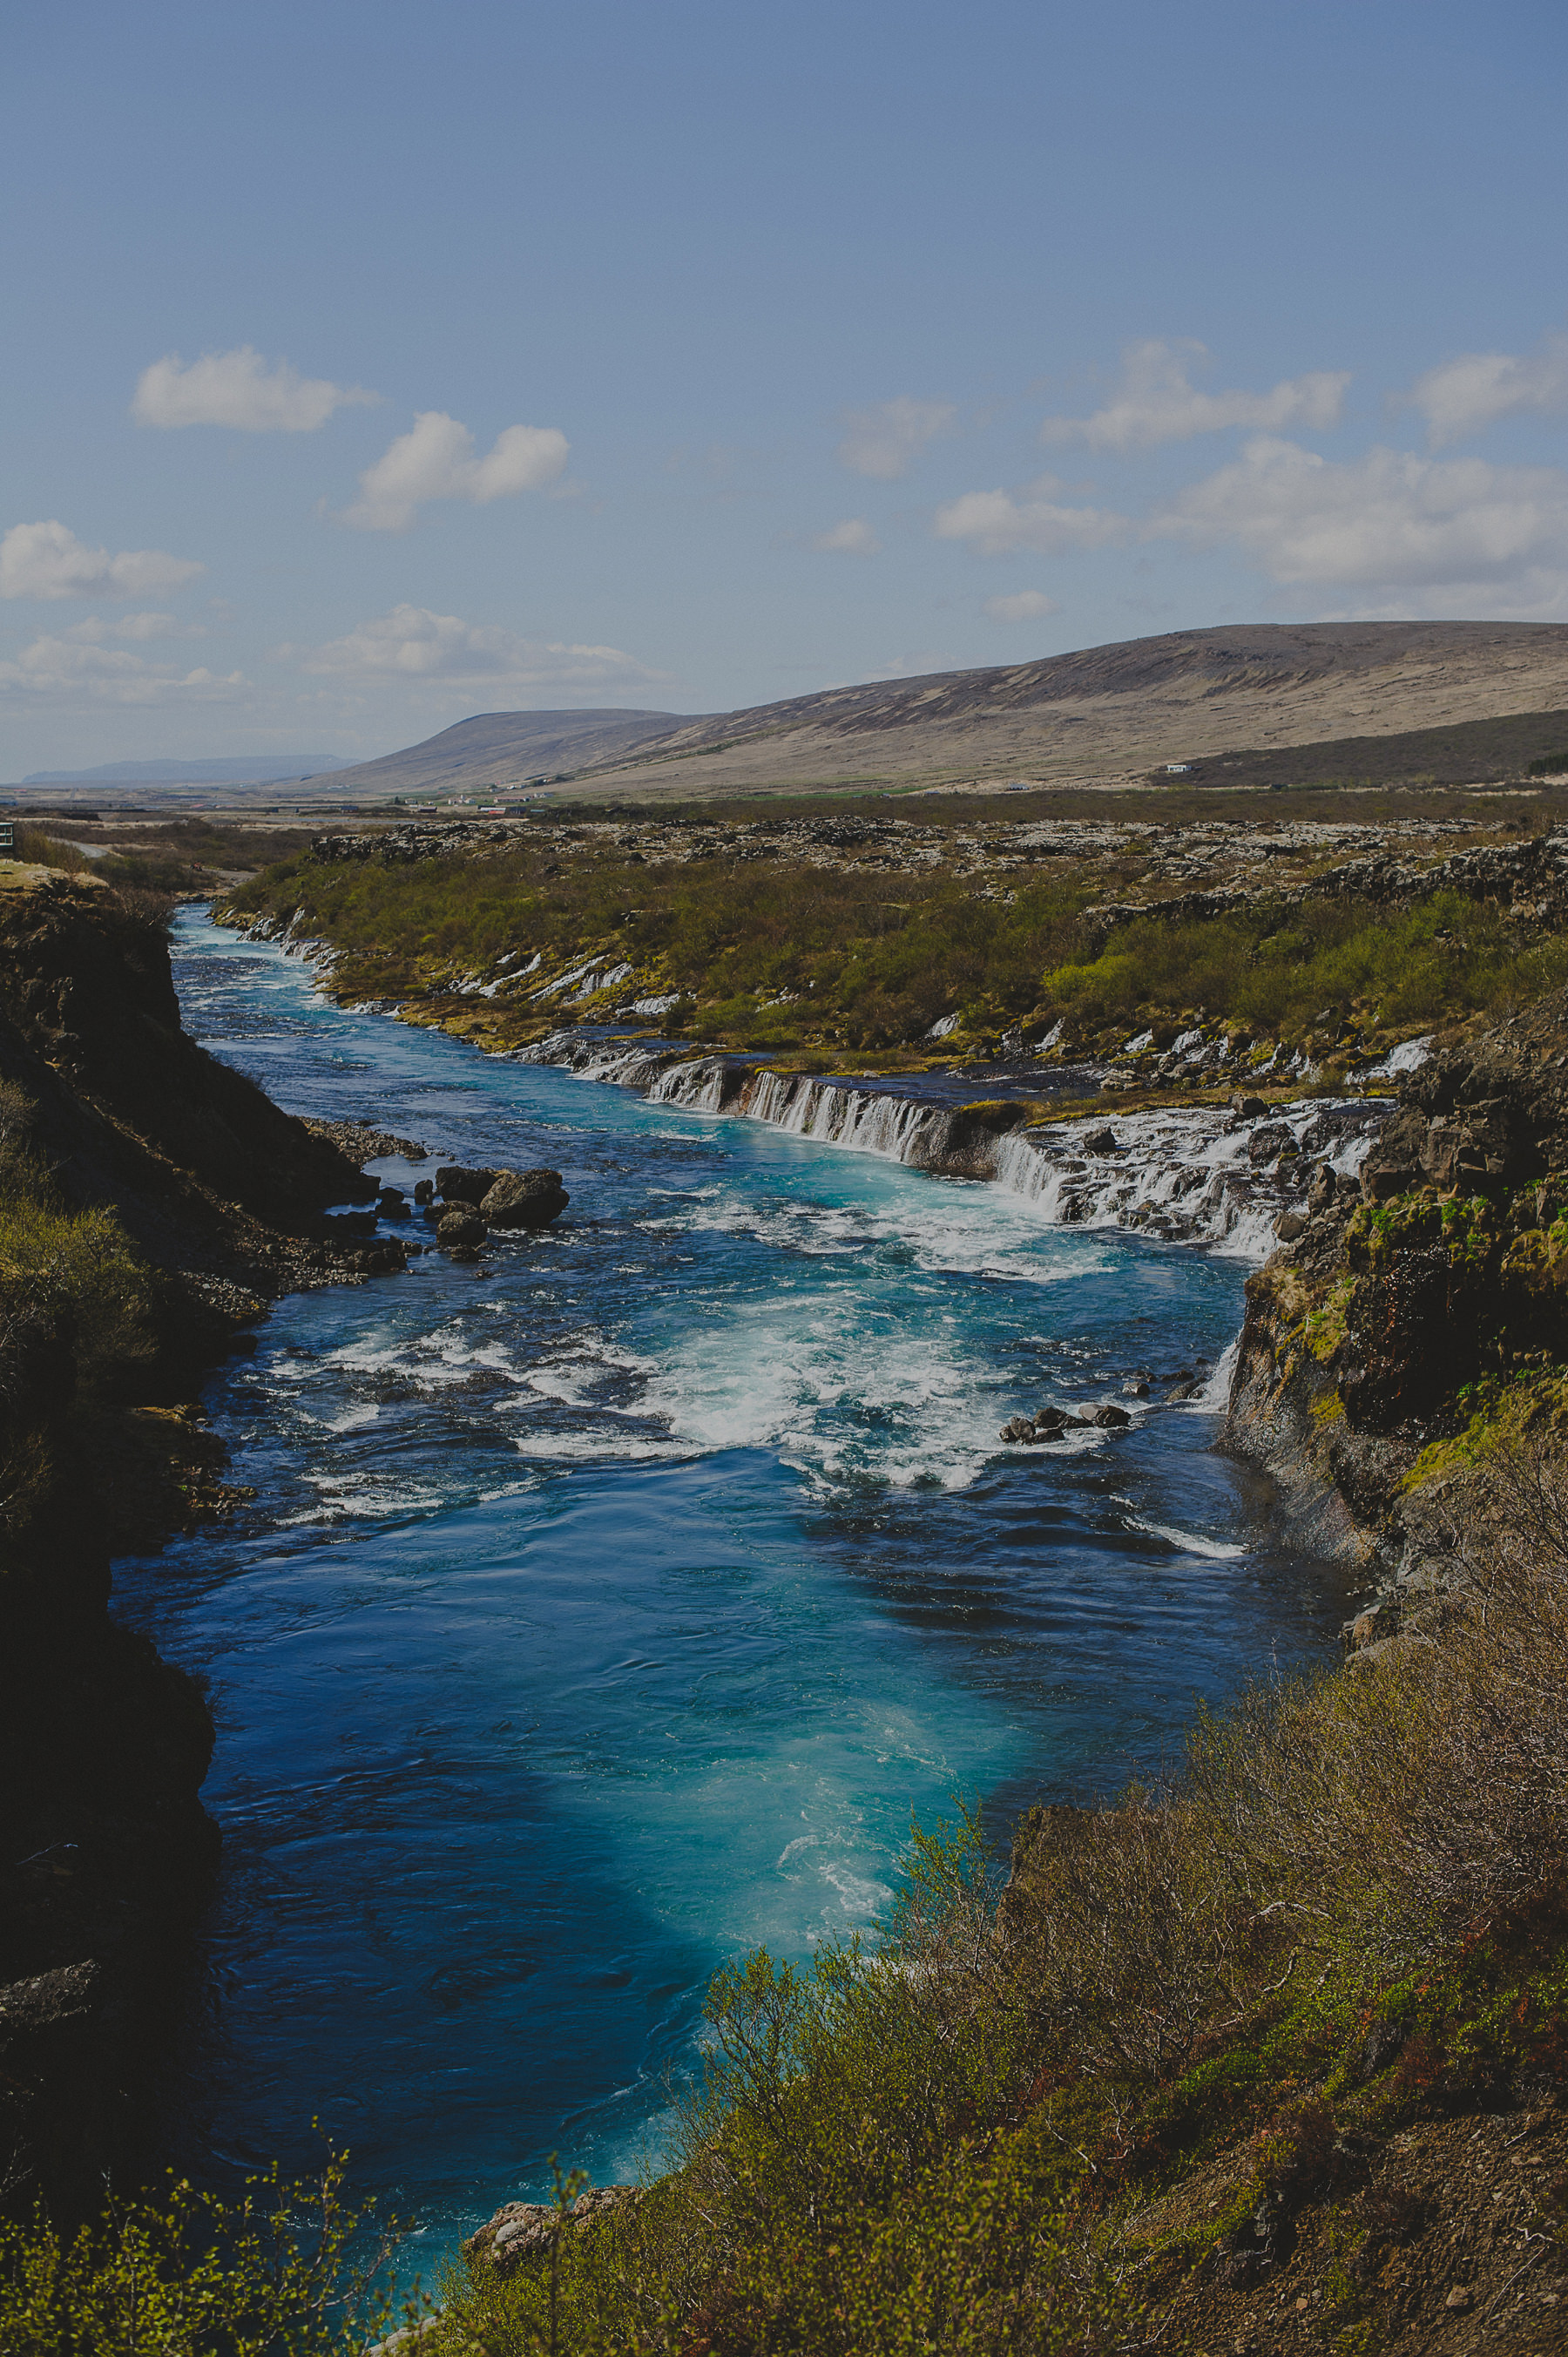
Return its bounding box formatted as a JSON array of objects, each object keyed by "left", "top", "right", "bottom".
[
  {"left": 1091, "top": 1403, "right": 1132, "bottom": 1428},
  {"left": 480, "top": 1168, "right": 571, "bottom": 1229},
  {"left": 436, "top": 1207, "right": 486, "bottom": 1250},
  {"left": 435, "top": 1163, "right": 504, "bottom": 1205}
]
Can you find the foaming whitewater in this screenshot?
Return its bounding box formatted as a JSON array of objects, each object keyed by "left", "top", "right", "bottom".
[
  {"left": 115, "top": 915, "right": 1362, "bottom": 2265},
  {"left": 526, "top": 1028, "right": 1389, "bottom": 1262}
]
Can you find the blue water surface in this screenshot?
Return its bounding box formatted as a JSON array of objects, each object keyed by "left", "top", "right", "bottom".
[{"left": 117, "top": 911, "right": 1351, "bottom": 2258}]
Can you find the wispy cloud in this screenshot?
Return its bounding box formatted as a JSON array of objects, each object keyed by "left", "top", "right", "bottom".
[
  {"left": 0, "top": 634, "right": 246, "bottom": 704},
  {"left": 1150, "top": 434, "right": 1568, "bottom": 610},
  {"left": 1406, "top": 332, "right": 1568, "bottom": 449},
  {"left": 133, "top": 345, "right": 378, "bottom": 430},
  {"left": 341, "top": 412, "right": 570, "bottom": 532},
  {"left": 1040, "top": 340, "right": 1348, "bottom": 453},
  {"left": 837, "top": 396, "right": 956, "bottom": 479},
  {"left": 982, "top": 589, "right": 1059, "bottom": 622},
  {"left": 0, "top": 520, "right": 205, "bottom": 601},
  {"left": 64, "top": 612, "right": 204, "bottom": 643},
  {"left": 933, "top": 477, "right": 1127, "bottom": 556},
  {"left": 809, "top": 518, "right": 880, "bottom": 554},
  {"left": 287, "top": 602, "right": 665, "bottom": 691}
]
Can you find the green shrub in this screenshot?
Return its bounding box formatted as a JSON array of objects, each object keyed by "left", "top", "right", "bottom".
[
  {"left": 0, "top": 2149, "right": 419, "bottom": 2355},
  {"left": 13, "top": 829, "right": 92, "bottom": 874},
  {"left": 0, "top": 1182, "right": 159, "bottom": 1407},
  {"left": 227, "top": 842, "right": 1568, "bottom": 1064}
]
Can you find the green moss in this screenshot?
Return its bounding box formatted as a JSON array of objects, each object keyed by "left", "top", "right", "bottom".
[
  {"left": 1307, "top": 1275, "right": 1355, "bottom": 1364},
  {"left": 1402, "top": 1366, "right": 1568, "bottom": 1490}
]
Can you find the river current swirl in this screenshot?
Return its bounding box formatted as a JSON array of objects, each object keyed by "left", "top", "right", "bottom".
[{"left": 116, "top": 911, "right": 1353, "bottom": 2259}]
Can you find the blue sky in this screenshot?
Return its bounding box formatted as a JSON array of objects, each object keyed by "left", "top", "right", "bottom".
[{"left": 5, "top": 0, "right": 1568, "bottom": 772}]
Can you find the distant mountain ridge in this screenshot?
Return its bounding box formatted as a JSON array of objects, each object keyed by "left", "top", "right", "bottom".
[
  {"left": 304, "top": 622, "right": 1568, "bottom": 805},
  {"left": 24, "top": 623, "right": 1568, "bottom": 807},
  {"left": 21, "top": 755, "right": 353, "bottom": 785},
  {"left": 321, "top": 709, "right": 690, "bottom": 800}
]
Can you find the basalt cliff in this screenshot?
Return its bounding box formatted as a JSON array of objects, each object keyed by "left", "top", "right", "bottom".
[
  {"left": 0, "top": 877, "right": 409, "bottom": 2220},
  {"left": 1225, "top": 983, "right": 1568, "bottom": 1603}
]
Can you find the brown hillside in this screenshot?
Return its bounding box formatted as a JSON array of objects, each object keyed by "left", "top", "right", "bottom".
[
  {"left": 587, "top": 620, "right": 1568, "bottom": 797},
  {"left": 305, "top": 622, "right": 1568, "bottom": 806}
]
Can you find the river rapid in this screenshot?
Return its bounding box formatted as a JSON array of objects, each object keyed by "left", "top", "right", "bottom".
[{"left": 118, "top": 911, "right": 1355, "bottom": 2259}]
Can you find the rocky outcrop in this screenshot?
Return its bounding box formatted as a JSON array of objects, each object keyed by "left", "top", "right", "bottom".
[
  {"left": 463, "top": 2186, "right": 639, "bottom": 2279},
  {"left": 304, "top": 1116, "right": 428, "bottom": 1165},
  {"left": 1085, "top": 826, "right": 1568, "bottom": 947},
  {"left": 0, "top": 882, "right": 422, "bottom": 2220},
  {"left": 1224, "top": 984, "right": 1568, "bottom": 1591},
  {"left": 429, "top": 1163, "right": 571, "bottom": 1242}
]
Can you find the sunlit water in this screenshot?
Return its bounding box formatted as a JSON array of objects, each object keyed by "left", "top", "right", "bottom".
[{"left": 117, "top": 911, "right": 1353, "bottom": 2257}]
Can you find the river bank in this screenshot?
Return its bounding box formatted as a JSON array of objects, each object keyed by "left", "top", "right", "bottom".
[{"left": 0, "top": 874, "right": 416, "bottom": 2218}]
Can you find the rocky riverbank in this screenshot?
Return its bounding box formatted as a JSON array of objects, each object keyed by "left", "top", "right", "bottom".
[
  {"left": 1223, "top": 979, "right": 1568, "bottom": 1636},
  {"left": 0, "top": 877, "right": 420, "bottom": 2220}
]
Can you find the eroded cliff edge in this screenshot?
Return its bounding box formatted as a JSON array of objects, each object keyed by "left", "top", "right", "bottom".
[
  {"left": 1224, "top": 983, "right": 1568, "bottom": 1608},
  {"left": 0, "top": 879, "right": 407, "bottom": 2220}
]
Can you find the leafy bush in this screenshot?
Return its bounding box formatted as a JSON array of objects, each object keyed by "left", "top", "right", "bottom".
[
  {"left": 0, "top": 2148, "right": 418, "bottom": 2355},
  {"left": 0, "top": 1180, "right": 159, "bottom": 1408},
  {"left": 13, "top": 829, "right": 93, "bottom": 874}
]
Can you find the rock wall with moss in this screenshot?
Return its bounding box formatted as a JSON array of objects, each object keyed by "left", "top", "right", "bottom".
[{"left": 1226, "top": 981, "right": 1568, "bottom": 1591}]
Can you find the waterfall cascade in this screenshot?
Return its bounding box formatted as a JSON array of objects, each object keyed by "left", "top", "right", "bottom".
[{"left": 520, "top": 1026, "right": 1389, "bottom": 1263}]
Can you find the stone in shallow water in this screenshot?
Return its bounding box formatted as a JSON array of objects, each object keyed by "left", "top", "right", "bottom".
[
  {"left": 480, "top": 1168, "right": 570, "bottom": 1229},
  {"left": 435, "top": 1162, "right": 504, "bottom": 1203},
  {"left": 436, "top": 1207, "right": 486, "bottom": 1250}
]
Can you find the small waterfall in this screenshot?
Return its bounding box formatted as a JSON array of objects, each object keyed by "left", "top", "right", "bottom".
[{"left": 528, "top": 1025, "right": 1391, "bottom": 1265}]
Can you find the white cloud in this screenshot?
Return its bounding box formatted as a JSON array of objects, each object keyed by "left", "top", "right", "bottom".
[
  {"left": 1151, "top": 435, "right": 1568, "bottom": 606},
  {"left": 982, "top": 589, "right": 1060, "bottom": 622},
  {"left": 0, "top": 634, "right": 247, "bottom": 704},
  {"left": 810, "top": 518, "right": 880, "bottom": 554},
  {"left": 341, "top": 412, "right": 570, "bottom": 532},
  {"left": 0, "top": 519, "right": 205, "bottom": 601},
  {"left": 64, "top": 612, "right": 202, "bottom": 643},
  {"left": 1407, "top": 333, "right": 1568, "bottom": 448},
  {"left": 289, "top": 603, "right": 665, "bottom": 691},
  {"left": 132, "top": 345, "right": 378, "bottom": 431},
  {"left": 933, "top": 477, "right": 1128, "bottom": 556},
  {"left": 837, "top": 396, "right": 956, "bottom": 479},
  {"left": 1039, "top": 340, "right": 1349, "bottom": 453}
]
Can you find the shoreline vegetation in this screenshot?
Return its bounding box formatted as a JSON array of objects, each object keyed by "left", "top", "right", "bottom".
[
  {"left": 218, "top": 785, "right": 1568, "bottom": 1088},
  {"left": 6, "top": 783, "right": 1568, "bottom": 2350}
]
